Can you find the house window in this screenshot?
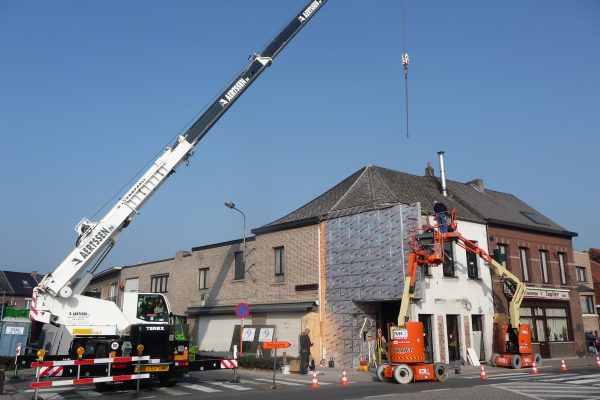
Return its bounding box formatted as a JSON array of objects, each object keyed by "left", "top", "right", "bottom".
[
  {"left": 25, "top": 298, "right": 32, "bottom": 309},
  {"left": 519, "top": 248, "right": 530, "bottom": 282},
  {"left": 496, "top": 244, "right": 509, "bottom": 268},
  {"left": 275, "top": 246, "right": 284, "bottom": 281},
  {"left": 581, "top": 295, "right": 595, "bottom": 315},
  {"left": 576, "top": 266, "right": 587, "bottom": 283},
  {"left": 466, "top": 240, "right": 479, "bottom": 278},
  {"left": 540, "top": 251, "right": 549, "bottom": 284},
  {"left": 443, "top": 241, "right": 455, "bottom": 277},
  {"left": 558, "top": 253, "right": 567, "bottom": 285},
  {"left": 234, "top": 251, "right": 245, "bottom": 280},
  {"left": 151, "top": 275, "right": 169, "bottom": 293},
  {"left": 520, "top": 305, "right": 572, "bottom": 342},
  {"left": 199, "top": 268, "right": 209, "bottom": 290},
  {"left": 109, "top": 282, "right": 118, "bottom": 303}
]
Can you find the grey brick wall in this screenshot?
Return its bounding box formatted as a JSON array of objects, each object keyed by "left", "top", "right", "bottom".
[{"left": 324, "top": 204, "right": 419, "bottom": 367}]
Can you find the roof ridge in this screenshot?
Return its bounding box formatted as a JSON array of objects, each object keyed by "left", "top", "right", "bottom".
[
  {"left": 369, "top": 165, "right": 398, "bottom": 203},
  {"left": 328, "top": 165, "right": 369, "bottom": 213}
]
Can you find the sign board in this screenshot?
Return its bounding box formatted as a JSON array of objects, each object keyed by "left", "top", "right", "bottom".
[
  {"left": 242, "top": 327, "right": 256, "bottom": 342},
  {"left": 235, "top": 303, "right": 251, "bottom": 319},
  {"left": 258, "top": 328, "right": 274, "bottom": 342},
  {"left": 5, "top": 326, "right": 25, "bottom": 335},
  {"left": 466, "top": 347, "right": 480, "bottom": 366},
  {"left": 262, "top": 341, "right": 291, "bottom": 349},
  {"left": 16, "top": 343, "right": 22, "bottom": 356}
]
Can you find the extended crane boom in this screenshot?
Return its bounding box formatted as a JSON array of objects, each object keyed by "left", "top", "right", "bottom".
[{"left": 32, "top": 1, "right": 327, "bottom": 327}]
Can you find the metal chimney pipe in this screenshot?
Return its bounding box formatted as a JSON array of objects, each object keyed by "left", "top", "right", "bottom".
[{"left": 437, "top": 151, "right": 447, "bottom": 197}]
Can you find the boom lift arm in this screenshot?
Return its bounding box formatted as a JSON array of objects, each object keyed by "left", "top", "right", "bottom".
[{"left": 32, "top": 0, "right": 328, "bottom": 326}]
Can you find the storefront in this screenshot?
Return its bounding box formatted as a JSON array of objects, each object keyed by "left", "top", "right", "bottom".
[{"left": 518, "top": 287, "right": 575, "bottom": 358}]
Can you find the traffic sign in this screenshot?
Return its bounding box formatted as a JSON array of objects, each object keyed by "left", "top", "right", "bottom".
[
  {"left": 15, "top": 343, "right": 22, "bottom": 356},
  {"left": 262, "top": 341, "right": 291, "bottom": 349},
  {"left": 235, "top": 302, "right": 250, "bottom": 319}
]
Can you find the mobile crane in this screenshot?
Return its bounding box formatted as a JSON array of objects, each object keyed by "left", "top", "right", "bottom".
[
  {"left": 28, "top": 0, "right": 327, "bottom": 386},
  {"left": 377, "top": 209, "right": 540, "bottom": 384}
]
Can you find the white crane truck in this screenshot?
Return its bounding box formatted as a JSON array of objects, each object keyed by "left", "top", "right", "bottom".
[{"left": 27, "top": 0, "right": 327, "bottom": 387}]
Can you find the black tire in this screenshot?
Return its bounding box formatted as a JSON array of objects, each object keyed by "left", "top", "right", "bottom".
[
  {"left": 94, "top": 382, "right": 110, "bottom": 392},
  {"left": 393, "top": 364, "right": 413, "bottom": 384},
  {"left": 491, "top": 353, "right": 500, "bottom": 367},
  {"left": 433, "top": 362, "right": 448, "bottom": 382},
  {"left": 510, "top": 354, "right": 522, "bottom": 369},
  {"left": 376, "top": 365, "right": 387, "bottom": 382},
  {"left": 533, "top": 353, "right": 542, "bottom": 367}
]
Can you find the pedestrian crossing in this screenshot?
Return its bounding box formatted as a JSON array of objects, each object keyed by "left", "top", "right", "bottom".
[
  {"left": 463, "top": 370, "right": 600, "bottom": 386},
  {"left": 493, "top": 381, "right": 600, "bottom": 400},
  {"left": 25, "top": 376, "right": 328, "bottom": 398}
]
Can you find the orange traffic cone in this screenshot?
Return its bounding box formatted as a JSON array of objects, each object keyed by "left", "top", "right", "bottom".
[
  {"left": 560, "top": 359, "right": 568, "bottom": 371},
  {"left": 341, "top": 369, "right": 348, "bottom": 386},
  {"left": 531, "top": 362, "right": 539, "bottom": 374},
  {"left": 311, "top": 371, "right": 319, "bottom": 388},
  {"left": 480, "top": 365, "right": 488, "bottom": 380},
  {"left": 596, "top": 355, "right": 600, "bottom": 367}
]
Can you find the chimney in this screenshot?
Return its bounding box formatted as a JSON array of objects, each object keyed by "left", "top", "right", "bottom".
[
  {"left": 424, "top": 161, "right": 435, "bottom": 177},
  {"left": 467, "top": 178, "right": 485, "bottom": 192},
  {"left": 437, "top": 151, "right": 447, "bottom": 197}
]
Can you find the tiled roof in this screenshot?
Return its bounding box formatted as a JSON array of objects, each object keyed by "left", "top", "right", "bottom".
[
  {"left": 254, "top": 165, "right": 482, "bottom": 233},
  {"left": 254, "top": 164, "right": 575, "bottom": 238},
  {"left": 1, "top": 270, "right": 38, "bottom": 296}
]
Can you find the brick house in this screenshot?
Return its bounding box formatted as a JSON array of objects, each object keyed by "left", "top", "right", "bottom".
[
  {"left": 0, "top": 270, "right": 42, "bottom": 311},
  {"left": 448, "top": 179, "right": 583, "bottom": 358},
  {"left": 573, "top": 251, "right": 599, "bottom": 337}
]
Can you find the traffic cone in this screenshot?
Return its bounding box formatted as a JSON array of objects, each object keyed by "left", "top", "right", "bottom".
[
  {"left": 341, "top": 369, "right": 348, "bottom": 386},
  {"left": 480, "top": 365, "right": 488, "bottom": 380},
  {"left": 560, "top": 359, "right": 568, "bottom": 371},
  {"left": 531, "top": 362, "right": 539, "bottom": 374},
  {"left": 311, "top": 371, "right": 319, "bottom": 388},
  {"left": 596, "top": 355, "right": 600, "bottom": 367}
]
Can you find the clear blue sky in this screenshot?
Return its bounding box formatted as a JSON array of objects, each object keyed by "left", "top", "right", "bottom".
[{"left": 1, "top": 1, "right": 599, "bottom": 274}]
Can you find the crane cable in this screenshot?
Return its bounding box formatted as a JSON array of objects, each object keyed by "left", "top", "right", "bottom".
[{"left": 400, "top": 0, "right": 410, "bottom": 138}]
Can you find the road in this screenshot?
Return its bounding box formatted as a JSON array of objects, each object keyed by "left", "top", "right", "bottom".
[{"left": 6, "top": 362, "right": 600, "bottom": 400}]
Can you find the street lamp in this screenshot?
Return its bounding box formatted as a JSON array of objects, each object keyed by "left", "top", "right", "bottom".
[{"left": 224, "top": 201, "right": 247, "bottom": 273}]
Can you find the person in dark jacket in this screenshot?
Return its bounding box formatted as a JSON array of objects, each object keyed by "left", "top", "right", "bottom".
[
  {"left": 299, "top": 328, "right": 313, "bottom": 375},
  {"left": 433, "top": 201, "right": 449, "bottom": 233}
]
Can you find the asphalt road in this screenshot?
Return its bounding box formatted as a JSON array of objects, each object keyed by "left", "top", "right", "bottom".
[{"left": 5, "top": 362, "right": 600, "bottom": 400}]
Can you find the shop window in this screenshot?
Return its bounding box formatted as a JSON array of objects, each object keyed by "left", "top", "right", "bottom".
[{"left": 520, "top": 305, "right": 571, "bottom": 343}]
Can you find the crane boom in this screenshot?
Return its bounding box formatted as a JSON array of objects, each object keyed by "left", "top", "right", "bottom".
[{"left": 32, "top": 0, "right": 327, "bottom": 325}]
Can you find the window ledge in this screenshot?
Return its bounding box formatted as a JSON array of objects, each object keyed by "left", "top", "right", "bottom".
[
  {"left": 270, "top": 282, "right": 286, "bottom": 286},
  {"left": 468, "top": 276, "right": 482, "bottom": 280},
  {"left": 231, "top": 279, "right": 246, "bottom": 283},
  {"left": 443, "top": 275, "right": 458, "bottom": 279}
]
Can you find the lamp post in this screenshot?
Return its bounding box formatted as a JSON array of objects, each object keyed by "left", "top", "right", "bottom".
[
  {"left": 224, "top": 201, "right": 246, "bottom": 358},
  {"left": 224, "top": 202, "right": 247, "bottom": 267}
]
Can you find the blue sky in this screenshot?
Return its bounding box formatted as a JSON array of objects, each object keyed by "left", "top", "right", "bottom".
[{"left": 1, "top": 1, "right": 599, "bottom": 274}]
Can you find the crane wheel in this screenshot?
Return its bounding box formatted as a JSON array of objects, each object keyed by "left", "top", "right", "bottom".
[
  {"left": 433, "top": 362, "right": 448, "bottom": 382},
  {"left": 490, "top": 353, "right": 500, "bottom": 367},
  {"left": 510, "top": 354, "right": 522, "bottom": 369},
  {"left": 393, "top": 364, "right": 413, "bottom": 384},
  {"left": 533, "top": 353, "right": 542, "bottom": 367},
  {"left": 376, "top": 365, "right": 387, "bottom": 382}
]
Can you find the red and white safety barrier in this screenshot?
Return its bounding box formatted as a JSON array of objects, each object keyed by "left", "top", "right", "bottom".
[
  {"left": 32, "top": 355, "right": 151, "bottom": 368},
  {"left": 30, "top": 355, "right": 157, "bottom": 393},
  {"left": 39, "top": 366, "right": 63, "bottom": 378},
  {"left": 31, "top": 373, "right": 150, "bottom": 388},
  {"left": 220, "top": 359, "right": 238, "bottom": 369}
]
